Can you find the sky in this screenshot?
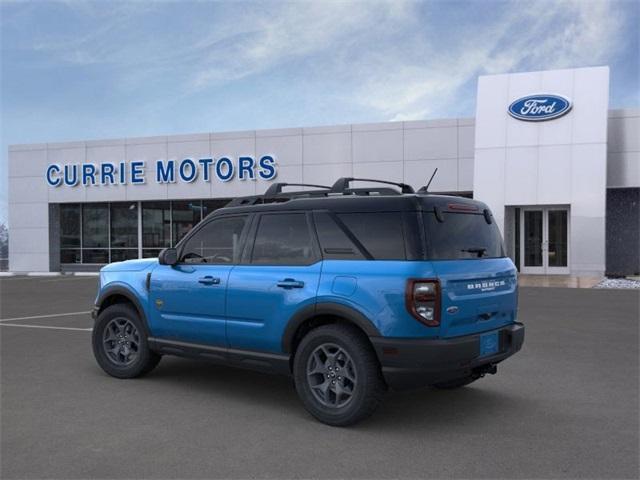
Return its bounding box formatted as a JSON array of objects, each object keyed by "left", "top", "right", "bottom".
[{"left": 1, "top": 0, "right": 638, "bottom": 226}]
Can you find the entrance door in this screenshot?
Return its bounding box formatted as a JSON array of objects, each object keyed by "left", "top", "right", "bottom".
[{"left": 519, "top": 207, "right": 569, "bottom": 274}]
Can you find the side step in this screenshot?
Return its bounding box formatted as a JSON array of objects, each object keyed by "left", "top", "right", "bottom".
[{"left": 147, "top": 337, "right": 291, "bottom": 375}]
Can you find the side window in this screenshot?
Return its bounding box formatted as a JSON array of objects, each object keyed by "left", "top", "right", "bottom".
[
  {"left": 251, "top": 213, "right": 316, "bottom": 265},
  {"left": 180, "top": 216, "right": 247, "bottom": 264},
  {"left": 313, "top": 212, "right": 365, "bottom": 260},
  {"left": 337, "top": 212, "right": 406, "bottom": 260}
]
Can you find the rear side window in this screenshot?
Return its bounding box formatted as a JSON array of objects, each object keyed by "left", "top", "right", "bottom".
[
  {"left": 251, "top": 213, "right": 316, "bottom": 265},
  {"left": 423, "top": 212, "right": 505, "bottom": 260},
  {"left": 313, "top": 212, "right": 365, "bottom": 260},
  {"left": 337, "top": 212, "right": 406, "bottom": 260}
]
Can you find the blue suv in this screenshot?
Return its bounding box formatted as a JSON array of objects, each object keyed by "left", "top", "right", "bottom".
[{"left": 91, "top": 178, "right": 524, "bottom": 426}]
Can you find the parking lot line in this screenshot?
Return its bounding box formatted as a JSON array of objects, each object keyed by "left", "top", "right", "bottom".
[
  {"left": 0, "top": 311, "right": 91, "bottom": 323},
  {"left": 0, "top": 323, "right": 92, "bottom": 331}
]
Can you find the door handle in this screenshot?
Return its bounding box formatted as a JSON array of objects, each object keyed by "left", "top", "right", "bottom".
[
  {"left": 277, "top": 278, "right": 305, "bottom": 289},
  {"left": 198, "top": 276, "right": 221, "bottom": 285}
]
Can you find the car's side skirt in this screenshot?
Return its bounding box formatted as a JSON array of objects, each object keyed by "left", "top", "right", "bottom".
[{"left": 147, "top": 337, "right": 291, "bottom": 376}]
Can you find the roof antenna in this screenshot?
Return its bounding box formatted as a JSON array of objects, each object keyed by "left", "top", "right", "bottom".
[{"left": 419, "top": 168, "right": 438, "bottom": 193}]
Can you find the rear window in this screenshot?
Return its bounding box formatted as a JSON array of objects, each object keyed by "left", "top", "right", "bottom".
[{"left": 423, "top": 212, "right": 505, "bottom": 260}]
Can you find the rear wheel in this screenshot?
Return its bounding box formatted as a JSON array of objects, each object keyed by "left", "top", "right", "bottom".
[
  {"left": 92, "top": 304, "right": 161, "bottom": 379},
  {"left": 293, "top": 324, "right": 385, "bottom": 426}
]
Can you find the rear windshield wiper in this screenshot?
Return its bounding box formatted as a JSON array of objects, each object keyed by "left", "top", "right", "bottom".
[{"left": 461, "top": 247, "right": 487, "bottom": 258}]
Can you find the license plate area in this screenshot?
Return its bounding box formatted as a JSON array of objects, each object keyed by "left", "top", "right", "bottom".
[{"left": 479, "top": 331, "right": 500, "bottom": 357}]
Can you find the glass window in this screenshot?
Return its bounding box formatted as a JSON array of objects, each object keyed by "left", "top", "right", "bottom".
[
  {"left": 180, "top": 216, "right": 247, "bottom": 264},
  {"left": 142, "top": 202, "right": 171, "bottom": 252},
  {"left": 110, "top": 203, "right": 138, "bottom": 248},
  {"left": 83, "top": 204, "right": 109, "bottom": 248},
  {"left": 337, "top": 212, "right": 406, "bottom": 260},
  {"left": 172, "top": 201, "right": 202, "bottom": 245},
  {"left": 60, "top": 204, "right": 81, "bottom": 248},
  {"left": 251, "top": 214, "right": 315, "bottom": 265},
  {"left": 313, "top": 212, "right": 365, "bottom": 260},
  {"left": 111, "top": 249, "right": 139, "bottom": 262},
  {"left": 83, "top": 249, "right": 109, "bottom": 264},
  {"left": 423, "top": 212, "right": 505, "bottom": 260},
  {"left": 142, "top": 249, "right": 162, "bottom": 259},
  {"left": 60, "top": 249, "right": 81, "bottom": 264}
]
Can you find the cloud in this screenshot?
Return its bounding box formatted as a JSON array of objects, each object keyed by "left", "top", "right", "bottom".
[
  {"left": 348, "top": 0, "right": 626, "bottom": 121},
  {"left": 2, "top": 0, "right": 632, "bottom": 121},
  {"left": 188, "top": 1, "right": 414, "bottom": 90}
]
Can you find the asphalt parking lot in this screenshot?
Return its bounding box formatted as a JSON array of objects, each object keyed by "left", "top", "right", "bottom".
[{"left": 1, "top": 276, "right": 638, "bottom": 479}]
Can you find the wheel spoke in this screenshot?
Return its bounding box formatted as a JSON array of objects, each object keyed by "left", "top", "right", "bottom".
[
  {"left": 306, "top": 342, "right": 357, "bottom": 409},
  {"left": 102, "top": 317, "right": 139, "bottom": 367}
]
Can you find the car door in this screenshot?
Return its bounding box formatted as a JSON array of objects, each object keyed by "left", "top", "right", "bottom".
[
  {"left": 226, "top": 212, "right": 322, "bottom": 353},
  {"left": 148, "top": 214, "right": 250, "bottom": 346}
]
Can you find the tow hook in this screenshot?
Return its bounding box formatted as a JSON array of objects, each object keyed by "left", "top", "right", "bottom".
[{"left": 474, "top": 363, "right": 498, "bottom": 378}]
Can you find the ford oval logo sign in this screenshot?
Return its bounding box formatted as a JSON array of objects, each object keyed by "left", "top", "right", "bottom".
[{"left": 508, "top": 94, "right": 572, "bottom": 121}]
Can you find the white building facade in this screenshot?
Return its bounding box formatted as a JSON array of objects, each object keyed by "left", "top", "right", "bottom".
[{"left": 7, "top": 66, "right": 640, "bottom": 276}]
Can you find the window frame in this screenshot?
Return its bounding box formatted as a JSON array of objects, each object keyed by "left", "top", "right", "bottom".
[
  {"left": 175, "top": 213, "right": 251, "bottom": 266},
  {"left": 242, "top": 211, "right": 321, "bottom": 267}
]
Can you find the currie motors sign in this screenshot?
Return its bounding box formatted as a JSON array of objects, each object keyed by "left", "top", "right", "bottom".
[
  {"left": 508, "top": 94, "right": 572, "bottom": 121},
  {"left": 45, "top": 155, "right": 277, "bottom": 187}
]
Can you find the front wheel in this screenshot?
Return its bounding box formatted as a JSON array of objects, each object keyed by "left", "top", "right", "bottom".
[
  {"left": 293, "top": 324, "right": 386, "bottom": 426},
  {"left": 92, "top": 303, "right": 161, "bottom": 379}
]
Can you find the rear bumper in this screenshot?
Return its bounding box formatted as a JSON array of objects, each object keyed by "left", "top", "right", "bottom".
[{"left": 370, "top": 323, "right": 525, "bottom": 390}]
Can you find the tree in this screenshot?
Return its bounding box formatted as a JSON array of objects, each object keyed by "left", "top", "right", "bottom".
[{"left": 0, "top": 222, "right": 8, "bottom": 259}]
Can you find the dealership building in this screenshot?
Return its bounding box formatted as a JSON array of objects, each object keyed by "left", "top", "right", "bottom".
[{"left": 7, "top": 66, "right": 640, "bottom": 276}]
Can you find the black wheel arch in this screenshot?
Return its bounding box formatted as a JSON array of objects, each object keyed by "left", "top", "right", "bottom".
[
  {"left": 95, "top": 285, "right": 151, "bottom": 336},
  {"left": 282, "top": 302, "right": 381, "bottom": 355}
]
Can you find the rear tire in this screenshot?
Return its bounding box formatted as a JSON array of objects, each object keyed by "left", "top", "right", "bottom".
[
  {"left": 293, "top": 324, "right": 386, "bottom": 426},
  {"left": 92, "top": 303, "right": 161, "bottom": 379},
  {"left": 432, "top": 375, "right": 478, "bottom": 389}
]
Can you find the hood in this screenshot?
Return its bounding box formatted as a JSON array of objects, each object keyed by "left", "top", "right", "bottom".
[{"left": 100, "top": 258, "right": 158, "bottom": 272}]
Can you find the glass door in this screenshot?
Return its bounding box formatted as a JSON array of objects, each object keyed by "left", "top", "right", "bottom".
[
  {"left": 519, "top": 207, "right": 570, "bottom": 274},
  {"left": 522, "top": 209, "right": 545, "bottom": 274},
  {"left": 546, "top": 209, "right": 569, "bottom": 274}
]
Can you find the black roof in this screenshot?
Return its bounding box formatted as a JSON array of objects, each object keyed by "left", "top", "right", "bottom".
[
  {"left": 213, "top": 193, "right": 486, "bottom": 216},
  {"left": 206, "top": 177, "right": 489, "bottom": 218}
]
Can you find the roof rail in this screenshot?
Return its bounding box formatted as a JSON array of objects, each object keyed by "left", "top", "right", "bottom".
[
  {"left": 331, "top": 177, "right": 415, "bottom": 194},
  {"left": 264, "top": 182, "right": 330, "bottom": 197},
  {"left": 224, "top": 177, "right": 415, "bottom": 208},
  {"left": 225, "top": 182, "right": 332, "bottom": 208}
]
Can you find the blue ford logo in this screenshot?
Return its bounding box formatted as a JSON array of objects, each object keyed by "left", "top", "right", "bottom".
[{"left": 508, "top": 94, "right": 572, "bottom": 121}]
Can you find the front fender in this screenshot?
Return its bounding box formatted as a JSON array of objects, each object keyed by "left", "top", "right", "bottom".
[{"left": 95, "top": 278, "right": 151, "bottom": 334}]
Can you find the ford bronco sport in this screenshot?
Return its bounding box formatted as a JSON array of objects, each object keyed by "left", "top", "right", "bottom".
[{"left": 91, "top": 177, "right": 524, "bottom": 426}]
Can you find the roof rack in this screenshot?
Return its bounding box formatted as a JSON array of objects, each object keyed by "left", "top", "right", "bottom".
[
  {"left": 330, "top": 177, "right": 415, "bottom": 194},
  {"left": 224, "top": 177, "right": 414, "bottom": 208},
  {"left": 225, "top": 182, "right": 332, "bottom": 207},
  {"left": 264, "top": 182, "right": 330, "bottom": 197}
]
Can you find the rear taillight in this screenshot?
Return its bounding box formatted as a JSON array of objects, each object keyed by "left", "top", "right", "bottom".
[{"left": 406, "top": 279, "right": 440, "bottom": 327}]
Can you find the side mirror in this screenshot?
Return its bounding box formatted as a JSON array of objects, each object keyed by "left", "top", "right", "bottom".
[{"left": 158, "top": 248, "right": 178, "bottom": 266}]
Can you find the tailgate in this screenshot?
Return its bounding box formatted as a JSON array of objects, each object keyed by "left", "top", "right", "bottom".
[{"left": 432, "top": 258, "right": 518, "bottom": 338}]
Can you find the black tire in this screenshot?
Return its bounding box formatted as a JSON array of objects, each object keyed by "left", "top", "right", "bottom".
[
  {"left": 92, "top": 303, "right": 161, "bottom": 379},
  {"left": 293, "top": 324, "right": 386, "bottom": 426},
  {"left": 432, "top": 375, "right": 479, "bottom": 389}
]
